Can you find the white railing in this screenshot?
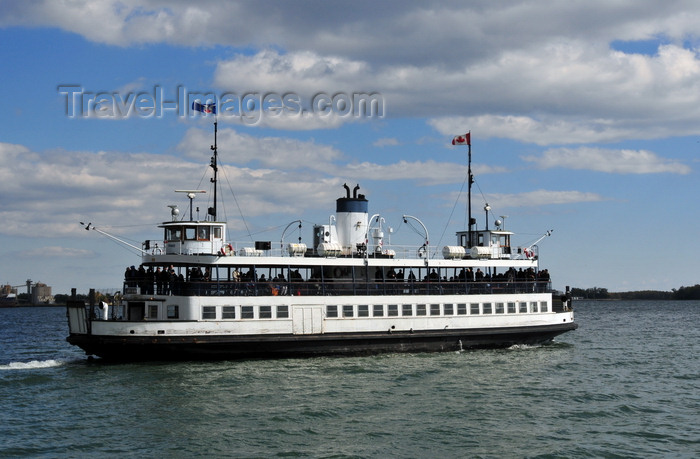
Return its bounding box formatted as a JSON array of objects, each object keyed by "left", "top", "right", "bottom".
[{"left": 142, "top": 239, "right": 531, "bottom": 261}]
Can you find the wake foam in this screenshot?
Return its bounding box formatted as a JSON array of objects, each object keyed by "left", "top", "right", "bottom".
[
  {"left": 0, "top": 359, "right": 65, "bottom": 370},
  {"left": 507, "top": 343, "right": 542, "bottom": 350}
]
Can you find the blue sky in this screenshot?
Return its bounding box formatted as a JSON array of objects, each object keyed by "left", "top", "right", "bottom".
[{"left": 1, "top": 1, "right": 698, "bottom": 295}]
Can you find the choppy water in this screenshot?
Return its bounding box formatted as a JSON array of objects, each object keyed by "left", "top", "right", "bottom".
[{"left": 1, "top": 301, "right": 698, "bottom": 458}]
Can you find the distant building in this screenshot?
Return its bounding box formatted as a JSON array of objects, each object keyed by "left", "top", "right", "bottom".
[
  {"left": 31, "top": 282, "right": 54, "bottom": 304},
  {"left": 0, "top": 284, "right": 18, "bottom": 307}
]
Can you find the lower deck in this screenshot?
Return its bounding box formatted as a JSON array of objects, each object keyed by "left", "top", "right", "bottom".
[{"left": 70, "top": 291, "right": 573, "bottom": 332}]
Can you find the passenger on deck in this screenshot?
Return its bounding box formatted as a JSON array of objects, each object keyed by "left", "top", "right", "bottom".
[
  {"left": 137, "top": 265, "right": 147, "bottom": 294},
  {"left": 146, "top": 266, "right": 155, "bottom": 294},
  {"left": 429, "top": 269, "right": 439, "bottom": 281},
  {"left": 155, "top": 267, "right": 163, "bottom": 294}
]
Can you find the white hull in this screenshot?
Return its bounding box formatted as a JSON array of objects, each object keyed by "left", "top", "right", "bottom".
[{"left": 67, "top": 291, "right": 576, "bottom": 360}]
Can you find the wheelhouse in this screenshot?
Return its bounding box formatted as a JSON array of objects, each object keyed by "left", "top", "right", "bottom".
[{"left": 159, "top": 221, "right": 227, "bottom": 255}]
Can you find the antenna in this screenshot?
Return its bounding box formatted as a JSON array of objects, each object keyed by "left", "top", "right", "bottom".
[{"left": 175, "top": 190, "right": 206, "bottom": 221}]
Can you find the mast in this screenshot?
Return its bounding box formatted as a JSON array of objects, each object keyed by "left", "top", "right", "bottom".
[
  {"left": 468, "top": 138, "right": 473, "bottom": 248},
  {"left": 209, "top": 119, "right": 218, "bottom": 221}
]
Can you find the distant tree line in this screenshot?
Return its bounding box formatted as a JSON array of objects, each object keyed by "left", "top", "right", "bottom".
[
  {"left": 570, "top": 287, "right": 611, "bottom": 299},
  {"left": 671, "top": 284, "right": 700, "bottom": 300},
  {"left": 571, "top": 284, "right": 700, "bottom": 300}
]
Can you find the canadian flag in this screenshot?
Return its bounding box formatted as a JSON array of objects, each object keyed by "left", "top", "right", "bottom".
[{"left": 452, "top": 133, "right": 471, "bottom": 146}]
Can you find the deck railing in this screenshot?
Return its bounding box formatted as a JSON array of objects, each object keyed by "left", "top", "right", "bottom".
[
  {"left": 123, "top": 279, "right": 552, "bottom": 297},
  {"left": 141, "top": 240, "right": 533, "bottom": 260}
]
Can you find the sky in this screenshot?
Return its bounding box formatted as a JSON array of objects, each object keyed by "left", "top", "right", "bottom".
[{"left": 1, "top": 0, "right": 699, "bottom": 295}]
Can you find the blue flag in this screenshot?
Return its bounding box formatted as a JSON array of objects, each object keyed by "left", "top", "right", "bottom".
[{"left": 192, "top": 101, "right": 216, "bottom": 114}]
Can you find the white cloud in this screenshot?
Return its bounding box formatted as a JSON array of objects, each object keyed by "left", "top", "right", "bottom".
[
  {"left": 214, "top": 49, "right": 369, "bottom": 95},
  {"left": 176, "top": 127, "right": 344, "bottom": 170},
  {"left": 523, "top": 147, "right": 691, "bottom": 174},
  {"left": 481, "top": 190, "right": 607, "bottom": 209},
  {"left": 333, "top": 160, "right": 506, "bottom": 186},
  {"left": 428, "top": 114, "right": 652, "bottom": 146}
]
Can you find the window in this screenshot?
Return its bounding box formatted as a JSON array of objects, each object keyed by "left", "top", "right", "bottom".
[
  {"left": 457, "top": 303, "right": 467, "bottom": 315},
  {"left": 241, "top": 306, "right": 254, "bottom": 319},
  {"left": 277, "top": 305, "right": 289, "bottom": 318},
  {"left": 327, "top": 305, "right": 338, "bottom": 318},
  {"left": 343, "top": 305, "right": 354, "bottom": 318},
  {"left": 213, "top": 226, "right": 222, "bottom": 239},
  {"left": 202, "top": 306, "right": 216, "bottom": 320},
  {"left": 167, "top": 304, "right": 179, "bottom": 319},
  {"left": 483, "top": 303, "right": 492, "bottom": 314},
  {"left": 416, "top": 304, "right": 427, "bottom": 316},
  {"left": 430, "top": 304, "right": 441, "bottom": 316},
  {"left": 185, "top": 226, "right": 197, "bottom": 240},
  {"left": 165, "top": 227, "right": 182, "bottom": 242},
  {"left": 260, "top": 306, "right": 272, "bottom": 319},
  {"left": 373, "top": 304, "right": 384, "bottom": 317},
  {"left": 507, "top": 302, "right": 516, "bottom": 314},
  {"left": 388, "top": 304, "right": 398, "bottom": 316},
  {"left": 402, "top": 304, "right": 413, "bottom": 316},
  {"left": 540, "top": 301, "right": 548, "bottom": 313},
  {"left": 148, "top": 305, "right": 158, "bottom": 319},
  {"left": 222, "top": 306, "right": 236, "bottom": 319},
  {"left": 495, "top": 303, "right": 504, "bottom": 314},
  {"left": 470, "top": 303, "right": 480, "bottom": 315},
  {"left": 358, "top": 305, "right": 369, "bottom": 317},
  {"left": 197, "top": 226, "right": 210, "bottom": 241},
  {"left": 519, "top": 302, "right": 528, "bottom": 313},
  {"left": 444, "top": 303, "right": 454, "bottom": 315},
  {"left": 530, "top": 302, "right": 538, "bottom": 313}
]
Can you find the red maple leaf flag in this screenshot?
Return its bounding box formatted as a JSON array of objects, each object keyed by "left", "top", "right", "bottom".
[{"left": 452, "top": 133, "right": 471, "bottom": 146}]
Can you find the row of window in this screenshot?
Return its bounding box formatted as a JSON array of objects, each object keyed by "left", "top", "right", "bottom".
[
  {"left": 197, "top": 301, "right": 548, "bottom": 320},
  {"left": 165, "top": 225, "right": 224, "bottom": 242},
  {"left": 147, "top": 304, "right": 179, "bottom": 319},
  {"left": 201, "top": 305, "right": 290, "bottom": 320},
  {"left": 327, "top": 301, "right": 548, "bottom": 318}
]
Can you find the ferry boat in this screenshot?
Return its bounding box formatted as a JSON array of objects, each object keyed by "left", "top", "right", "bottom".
[{"left": 66, "top": 125, "right": 576, "bottom": 360}]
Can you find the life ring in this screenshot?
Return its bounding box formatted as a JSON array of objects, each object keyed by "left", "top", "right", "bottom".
[
  {"left": 221, "top": 243, "right": 233, "bottom": 256},
  {"left": 152, "top": 247, "right": 162, "bottom": 255}
]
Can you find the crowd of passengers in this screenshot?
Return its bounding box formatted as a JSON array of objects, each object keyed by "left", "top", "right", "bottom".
[
  {"left": 125, "top": 264, "right": 551, "bottom": 296},
  {"left": 380, "top": 267, "right": 549, "bottom": 285}
]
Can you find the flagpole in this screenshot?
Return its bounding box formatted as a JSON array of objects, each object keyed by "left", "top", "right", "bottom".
[
  {"left": 467, "top": 131, "right": 473, "bottom": 248},
  {"left": 209, "top": 113, "right": 218, "bottom": 221}
]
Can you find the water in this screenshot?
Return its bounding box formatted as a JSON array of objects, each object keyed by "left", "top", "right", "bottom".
[{"left": 1, "top": 301, "right": 698, "bottom": 458}]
